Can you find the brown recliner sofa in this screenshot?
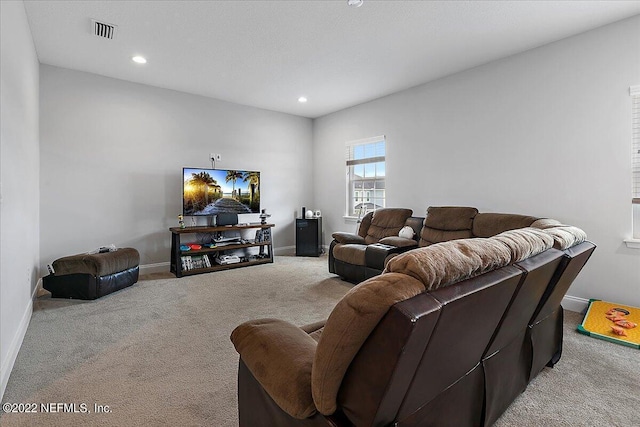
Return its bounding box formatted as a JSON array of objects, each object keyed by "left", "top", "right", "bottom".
[
  {"left": 328, "top": 208, "right": 424, "bottom": 283},
  {"left": 231, "top": 209, "right": 595, "bottom": 426},
  {"left": 330, "top": 206, "right": 571, "bottom": 283}
]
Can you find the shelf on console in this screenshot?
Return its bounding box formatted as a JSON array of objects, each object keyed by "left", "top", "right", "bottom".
[
  {"left": 178, "top": 258, "right": 273, "bottom": 276},
  {"left": 170, "top": 223, "right": 275, "bottom": 234},
  {"left": 169, "top": 223, "right": 274, "bottom": 278},
  {"left": 180, "top": 241, "right": 272, "bottom": 255}
]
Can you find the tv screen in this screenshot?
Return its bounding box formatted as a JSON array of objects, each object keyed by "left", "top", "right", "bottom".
[{"left": 183, "top": 167, "right": 260, "bottom": 216}]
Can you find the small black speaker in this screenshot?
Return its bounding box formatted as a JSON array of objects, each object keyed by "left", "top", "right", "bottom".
[{"left": 217, "top": 213, "right": 238, "bottom": 226}]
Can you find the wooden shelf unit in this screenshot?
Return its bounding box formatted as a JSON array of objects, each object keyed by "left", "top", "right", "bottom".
[{"left": 169, "top": 223, "right": 274, "bottom": 278}]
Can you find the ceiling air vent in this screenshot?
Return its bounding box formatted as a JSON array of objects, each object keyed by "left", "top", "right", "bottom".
[{"left": 91, "top": 19, "right": 117, "bottom": 40}]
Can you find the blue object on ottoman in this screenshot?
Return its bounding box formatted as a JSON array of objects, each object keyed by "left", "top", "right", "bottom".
[{"left": 43, "top": 248, "right": 140, "bottom": 300}]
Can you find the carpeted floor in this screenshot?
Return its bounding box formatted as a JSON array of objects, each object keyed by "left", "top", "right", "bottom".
[{"left": 1, "top": 256, "right": 638, "bottom": 426}]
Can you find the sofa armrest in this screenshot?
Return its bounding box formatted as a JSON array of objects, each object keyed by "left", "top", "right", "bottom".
[
  {"left": 378, "top": 236, "right": 419, "bottom": 248},
  {"left": 231, "top": 318, "right": 318, "bottom": 419},
  {"left": 332, "top": 232, "right": 366, "bottom": 245}
]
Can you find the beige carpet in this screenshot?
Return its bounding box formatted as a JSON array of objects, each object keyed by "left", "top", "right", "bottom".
[{"left": 1, "top": 256, "right": 638, "bottom": 426}]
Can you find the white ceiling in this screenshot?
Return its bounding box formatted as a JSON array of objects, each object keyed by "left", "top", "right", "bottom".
[{"left": 23, "top": 0, "right": 640, "bottom": 118}]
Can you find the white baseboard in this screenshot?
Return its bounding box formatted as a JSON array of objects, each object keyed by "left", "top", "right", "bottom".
[
  {"left": 0, "top": 284, "right": 37, "bottom": 401},
  {"left": 139, "top": 262, "right": 170, "bottom": 275},
  {"left": 274, "top": 246, "right": 295, "bottom": 256},
  {"left": 274, "top": 246, "right": 329, "bottom": 256},
  {"left": 562, "top": 294, "right": 590, "bottom": 314}
]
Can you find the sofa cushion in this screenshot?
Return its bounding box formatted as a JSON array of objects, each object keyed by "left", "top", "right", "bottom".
[
  {"left": 472, "top": 213, "right": 539, "bottom": 238},
  {"left": 364, "top": 208, "right": 413, "bottom": 244},
  {"left": 490, "top": 227, "right": 554, "bottom": 263},
  {"left": 419, "top": 206, "right": 478, "bottom": 246},
  {"left": 530, "top": 218, "right": 562, "bottom": 229},
  {"left": 231, "top": 318, "right": 318, "bottom": 419},
  {"left": 420, "top": 228, "right": 475, "bottom": 245},
  {"left": 529, "top": 218, "right": 588, "bottom": 250},
  {"left": 541, "top": 226, "right": 587, "bottom": 250},
  {"left": 333, "top": 244, "right": 368, "bottom": 266},
  {"left": 385, "top": 238, "right": 511, "bottom": 291},
  {"left": 312, "top": 273, "right": 425, "bottom": 415}
]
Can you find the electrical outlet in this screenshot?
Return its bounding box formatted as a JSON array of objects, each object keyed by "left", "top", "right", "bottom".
[{"left": 210, "top": 153, "right": 222, "bottom": 162}]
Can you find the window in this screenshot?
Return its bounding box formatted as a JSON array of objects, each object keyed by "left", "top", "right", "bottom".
[
  {"left": 346, "top": 136, "right": 386, "bottom": 217},
  {"left": 632, "top": 85, "right": 640, "bottom": 239}
]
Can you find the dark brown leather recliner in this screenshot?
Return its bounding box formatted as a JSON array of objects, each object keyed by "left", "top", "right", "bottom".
[
  {"left": 527, "top": 241, "right": 595, "bottom": 377},
  {"left": 231, "top": 224, "right": 595, "bottom": 426}
]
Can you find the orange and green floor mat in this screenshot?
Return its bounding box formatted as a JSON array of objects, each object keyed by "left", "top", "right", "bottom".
[{"left": 577, "top": 299, "right": 640, "bottom": 349}]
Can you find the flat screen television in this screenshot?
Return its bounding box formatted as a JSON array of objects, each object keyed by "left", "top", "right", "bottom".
[{"left": 182, "top": 167, "right": 260, "bottom": 216}]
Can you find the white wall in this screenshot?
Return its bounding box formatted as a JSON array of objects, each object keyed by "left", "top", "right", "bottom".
[
  {"left": 314, "top": 16, "right": 640, "bottom": 307},
  {"left": 0, "top": 0, "right": 40, "bottom": 399},
  {"left": 40, "top": 65, "right": 313, "bottom": 272}
]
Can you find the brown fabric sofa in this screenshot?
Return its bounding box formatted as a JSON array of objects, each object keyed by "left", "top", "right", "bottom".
[
  {"left": 329, "top": 208, "right": 424, "bottom": 283},
  {"left": 329, "top": 206, "right": 582, "bottom": 284},
  {"left": 231, "top": 210, "right": 595, "bottom": 426}
]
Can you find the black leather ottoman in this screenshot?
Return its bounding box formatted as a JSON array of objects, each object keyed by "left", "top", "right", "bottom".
[{"left": 43, "top": 248, "right": 140, "bottom": 300}]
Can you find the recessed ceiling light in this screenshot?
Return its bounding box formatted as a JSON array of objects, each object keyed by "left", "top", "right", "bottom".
[
  {"left": 347, "top": 0, "right": 364, "bottom": 7},
  {"left": 298, "top": 96, "right": 308, "bottom": 103},
  {"left": 132, "top": 56, "right": 147, "bottom": 64}
]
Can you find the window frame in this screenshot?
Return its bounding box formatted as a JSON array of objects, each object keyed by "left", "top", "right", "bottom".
[{"left": 344, "top": 135, "right": 386, "bottom": 219}]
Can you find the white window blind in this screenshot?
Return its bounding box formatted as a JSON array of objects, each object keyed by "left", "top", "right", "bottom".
[
  {"left": 632, "top": 85, "right": 640, "bottom": 204},
  {"left": 345, "top": 136, "right": 386, "bottom": 217}
]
